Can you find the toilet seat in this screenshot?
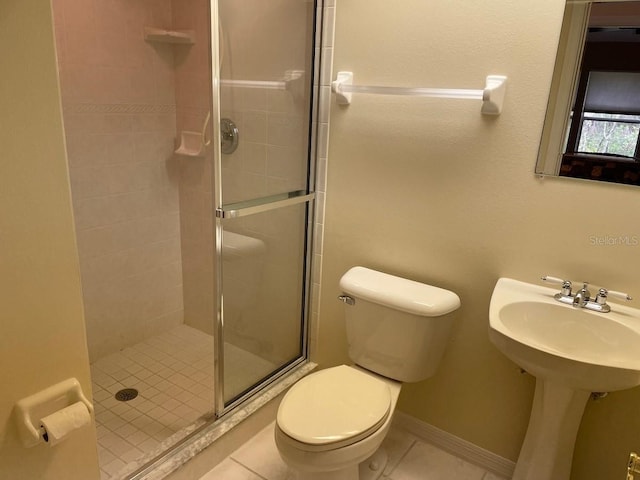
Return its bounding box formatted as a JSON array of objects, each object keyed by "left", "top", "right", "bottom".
[{"left": 276, "top": 365, "right": 391, "bottom": 452}]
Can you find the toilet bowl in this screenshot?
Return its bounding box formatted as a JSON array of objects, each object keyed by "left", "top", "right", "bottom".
[
  {"left": 275, "top": 365, "right": 401, "bottom": 479},
  {"left": 275, "top": 267, "right": 461, "bottom": 480}
]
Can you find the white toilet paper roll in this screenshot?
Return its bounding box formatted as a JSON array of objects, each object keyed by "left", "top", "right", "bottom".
[{"left": 39, "top": 401, "right": 91, "bottom": 446}]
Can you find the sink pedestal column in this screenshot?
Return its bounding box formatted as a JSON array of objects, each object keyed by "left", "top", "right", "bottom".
[{"left": 513, "top": 379, "right": 590, "bottom": 480}]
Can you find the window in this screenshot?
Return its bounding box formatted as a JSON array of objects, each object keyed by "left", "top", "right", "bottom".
[
  {"left": 577, "top": 112, "right": 640, "bottom": 158},
  {"left": 574, "top": 71, "right": 640, "bottom": 160}
]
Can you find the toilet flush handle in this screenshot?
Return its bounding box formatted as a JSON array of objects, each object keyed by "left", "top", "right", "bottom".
[{"left": 338, "top": 295, "right": 355, "bottom": 306}]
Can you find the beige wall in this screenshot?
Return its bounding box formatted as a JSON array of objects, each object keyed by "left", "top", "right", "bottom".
[
  {"left": 0, "top": 1, "right": 99, "bottom": 478},
  {"left": 319, "top": 0, "right": 640, "bottom": 478}
]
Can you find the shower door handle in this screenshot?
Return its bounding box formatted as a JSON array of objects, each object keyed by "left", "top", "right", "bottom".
[{"left": 216, "top": 191, "right": 315, "bottom": 219}]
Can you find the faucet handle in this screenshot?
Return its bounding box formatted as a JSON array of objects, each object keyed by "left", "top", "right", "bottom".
[
  {"left": 594, "top": 289, "right": 631, "bottom": 314},
  {"left": 596, "top": 288, "right": 632, "bottom": 304},
  {"left": 609, "top": 290, "right": 632, "bottom": 301},
  {"left": 541, "top": 275, "right": 568, "bottom": 285},
  {"left": 541, "top": 275, "right": 572, "bottom": 296}
]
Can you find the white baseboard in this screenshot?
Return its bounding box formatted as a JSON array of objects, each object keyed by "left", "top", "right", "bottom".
[{"left": 392, "top": 412, "right": 515, "bottom": 479}]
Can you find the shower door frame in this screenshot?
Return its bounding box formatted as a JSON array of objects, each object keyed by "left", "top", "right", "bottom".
[{"left": 209, "top": 0, "right": 320, "bottom": 418}]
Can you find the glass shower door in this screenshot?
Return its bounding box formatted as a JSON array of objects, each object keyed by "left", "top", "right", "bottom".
[{"left": 212, "top": 0, "right": 317, "bottom": 411}]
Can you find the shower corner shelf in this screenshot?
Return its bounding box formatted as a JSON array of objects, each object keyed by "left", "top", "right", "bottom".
[{"left": 144, "top": 27, "right": 195, "bottom": 45}]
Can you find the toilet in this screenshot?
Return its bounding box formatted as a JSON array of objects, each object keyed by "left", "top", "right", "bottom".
[{"left": 275, "top": 266, "right": 461, "bottom": 480}]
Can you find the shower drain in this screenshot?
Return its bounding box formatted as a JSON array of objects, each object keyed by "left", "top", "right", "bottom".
[{"left": 115, "top": 388, "right": 139, "bottom": 402}]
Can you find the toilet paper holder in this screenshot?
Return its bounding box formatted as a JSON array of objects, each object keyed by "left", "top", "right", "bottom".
[{"left": 14, "top": 377, "right": 94, "bottom": 447}]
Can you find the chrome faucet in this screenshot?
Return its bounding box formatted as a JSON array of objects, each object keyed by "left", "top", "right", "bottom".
[
  {"left": 572, "top": 283, "right": 591, "bottom": 308},
  {"left": 541, "top": 275, "right": 632, "bottom": 313}
]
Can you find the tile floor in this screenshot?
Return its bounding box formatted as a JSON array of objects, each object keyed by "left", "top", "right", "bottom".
[
  {"left": 200, "top": 422, "right": 509, "bottom": 480},
  {"left": 91, "top": 325, "right": 277, "bottom": 480}
]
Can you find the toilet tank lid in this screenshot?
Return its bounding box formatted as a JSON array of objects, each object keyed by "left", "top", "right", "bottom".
[{"left": 339, "top": 266, "right": 461, "bottom": 317}]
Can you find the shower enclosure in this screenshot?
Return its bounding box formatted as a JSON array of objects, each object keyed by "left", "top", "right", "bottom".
[{"left": 51, "top": 0, "right": 318, "bottom": 477}]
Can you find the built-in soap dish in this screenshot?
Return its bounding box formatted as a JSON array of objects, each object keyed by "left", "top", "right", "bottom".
[
  {"left": 174, "top": 131, "right": 206, "bottom": 157},
  {"left": 175, "top": 112, "right": 212, "bottom": 158}
]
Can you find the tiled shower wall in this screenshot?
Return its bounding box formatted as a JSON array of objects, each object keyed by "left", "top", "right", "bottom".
[{"left": 52, "top": 0, "right": 184, "bottom": 361}]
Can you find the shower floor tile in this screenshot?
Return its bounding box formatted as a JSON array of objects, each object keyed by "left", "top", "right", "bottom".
[{"left": 91, "top": 324, "right": 276, "bottom": 480}]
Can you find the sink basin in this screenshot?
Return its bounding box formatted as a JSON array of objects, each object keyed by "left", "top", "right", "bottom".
[
  {"left": 489, "top": 277, "right": 640, "bottom": 391},
  {"left": 489, "top": 277, "right": 640, "bottom": 480}
]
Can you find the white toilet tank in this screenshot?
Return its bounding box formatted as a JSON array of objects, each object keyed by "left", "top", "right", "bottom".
[{"left": 339, "top": 266, "right": 461, "bottom": 383}]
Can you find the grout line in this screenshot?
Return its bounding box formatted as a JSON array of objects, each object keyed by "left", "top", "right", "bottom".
[
  {"left": 382, "top": 439, "right": 418, "bottom": 480},
  {"left": 228, "top": 457, "right": 270, "bottom": 480},
  {"left": 386, "top": 437, "right": 417, "bottom": 476}
]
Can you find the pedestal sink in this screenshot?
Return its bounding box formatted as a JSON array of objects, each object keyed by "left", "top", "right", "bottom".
[{"left": 489, "top": 278, "right": 640, "bottom": 480}]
